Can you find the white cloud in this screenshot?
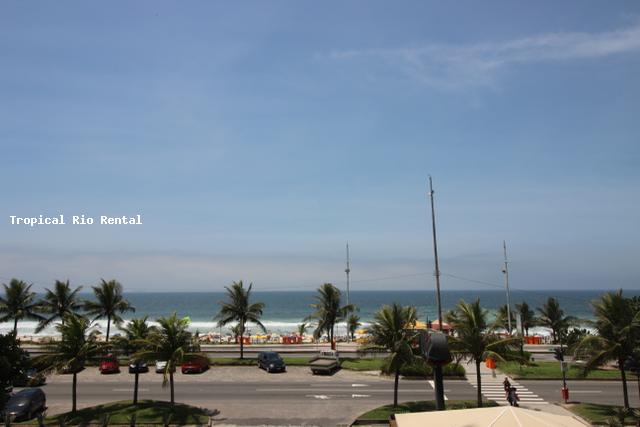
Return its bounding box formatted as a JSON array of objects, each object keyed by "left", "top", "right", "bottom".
[{"left": 329, "top": 25, "right": 640, "bottom": 89}]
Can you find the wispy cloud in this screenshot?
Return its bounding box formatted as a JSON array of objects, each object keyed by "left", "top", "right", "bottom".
[{"left": 328, "top": 25, "right": 640, "bottom": 89}]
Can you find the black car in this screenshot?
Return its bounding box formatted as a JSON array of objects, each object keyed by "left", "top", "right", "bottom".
[
  {"left": 128, "top": 361, "right": 149, "bottom": 374},
  {"left": 2, "top": 388, "right": 46, "bottom": 421},
  {"left": 13, "top": 369, "right": 46, "bottom": 387},
  {"left": 257, "top": 351, "right": 286, "bottom": 373}
]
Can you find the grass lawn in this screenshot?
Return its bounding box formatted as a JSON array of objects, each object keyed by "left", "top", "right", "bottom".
[
  {"left": 341, "top": 358, "right": 385, "bottom": 371},
  {"left": 498, "top": 361, "right": 622, "bottom": 380},
  {"left": 208, "top": 357, "right": 311, "bottom": 366},
  {"left": 21, "top": 400, "right": 211, "bottom": 425},
  {"left": 357, "top": 400, "right": 499, "bottom": 421},
  {"left": 566, "top": 403, "right": 639, "bottom": 425}
]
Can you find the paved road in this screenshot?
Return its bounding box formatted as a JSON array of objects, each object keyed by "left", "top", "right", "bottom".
[
  {"left": 37, "top": 367, "right": 473, "bottom": 426},
  {"left": 518, "top": 379, "right": 639, "bottom": 406}
]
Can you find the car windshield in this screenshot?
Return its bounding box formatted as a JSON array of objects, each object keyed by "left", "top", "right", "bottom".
[{"left": 266, "top": 353, "right": 281, "bottom": 361}]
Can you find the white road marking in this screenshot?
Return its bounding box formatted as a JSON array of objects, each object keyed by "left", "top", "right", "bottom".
[
  {"left": 428, "top": 380, "right": 448, "bottom": 400},
  {"left": 306, "top": 395, "right": 330, "bottom": 400},
  {"left": 571, "top": 390, "right": 603, "bottom": 394},
  {"left": 112, "top": 388, "right": 149, "bottom": 392},
  {"left": 352, "top": 384, "right": 369, "bottom": 387},
  {"left": 352, "top": 394, "right": 371, "bottom": 398}
]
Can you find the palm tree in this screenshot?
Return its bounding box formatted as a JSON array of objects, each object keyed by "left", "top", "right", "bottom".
[
  {"left": 36, "top": 314, "right": 102, "bottom": 413},
  {"left": 366, "top": 303, "right": 418, "bottom": 407},
  {"left": 446, "top": 299, "right": 521, "bottom": 407},
  {"left": 493, "top": 304, "right": 516, "bottom": 332},
  {"left": 347, "top": 314, "right": 361, "bottom": 341},
  {"left": 35, "top": 280, "right": 83, "bottom": 333},
  {"left": 297, "top": 322, "right": 308, "bottom": 337},
  {"left": 214, "top": 281, "right": 266, "bottom": 359},
  {"left": 305, "top": 283, "right": 353, "bottom": 350},
  {"left": 83, "top": 279, "right": 134, "bottom": 343},
  {"left": 537, "top": 297, "right": 575, "bottom": 344},
  {"left": 134, "top": 313, "right": 196, "bottom": 405},
  {"left": 515, "top": 301, "right": 536, "bottom": 336},
  {"left": 575, "top": 290, "right": 640, "bottom": 409},
  {"left": 0, "top": 279, "right": 44, "bottom": 334},
  {"left": 113, "top": 316, "right": 156, "bottom": 405}
]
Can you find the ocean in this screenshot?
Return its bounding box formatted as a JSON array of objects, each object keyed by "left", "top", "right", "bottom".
[{"left": 3, "top": 289, "right": 639, "bottom": 337}]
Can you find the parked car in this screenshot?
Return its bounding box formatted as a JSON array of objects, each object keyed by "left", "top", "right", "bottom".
[
  {"left": 13, "top": 368, "right": 46, "bottom": 387},
  {"left": 155, "top": 360, "right": 167, "bottom": 373},
  {"left": 181, "top": 357, "right": 209, "bottom": 374},
  {"left": 128, "top": 361, "right": 149, "bottom": 374},
  {"left": 257, "top": 351, "right": 286, "bottom": 373},
  {"left": 2, "top": 388, "right": 46, "bottom": 421},
  {"left": 99, "top": 356, "right": 120, "bottom": 374}
]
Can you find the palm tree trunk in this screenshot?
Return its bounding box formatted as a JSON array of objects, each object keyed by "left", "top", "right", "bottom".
[
  {"left": 619, "top": 359, "right": 629, "bottom": 409},
  {"left": 72, "top": 372, "right": 77, "bottom": 413},
  {"left": 239, "top": 322, "right": 244, "bottom": 360},
  {"left": 106, "top": 314, "right": 111, "bottom": 343},
  {"left": 330, "top": 325, "right": 335, "bottom": 350},
  {"left": 394, "top": 366, "right": 400, "bottom": 407},
  {"left": 13, "top": 318, "right": 18, "bottom": 335},
  {"left": 133, "top": 372, "right": 139, "bottom": 405},
  {"left": 170, "top": 371, "right": 175, "bottom": 405},
  {"left": 475, "top": 359, "right": 482, "bottom": 407}
]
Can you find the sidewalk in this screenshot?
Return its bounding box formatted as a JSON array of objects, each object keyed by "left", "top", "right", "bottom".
[{"left": 465, "top": 360, "right": 579, "bottom": 418}]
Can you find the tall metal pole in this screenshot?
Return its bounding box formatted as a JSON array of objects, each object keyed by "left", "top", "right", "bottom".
[
  {"left": 502, "top": 240, "right": 513, "bottom": 334},
  {"left": 429, "top": 177, "right": 443, "bottom": 330},
  {"left": 345, "top": 243, "right": 351, "bottom": 308},
  {"left": 428, "top": 176, "right": 445, "bottom": 411}
]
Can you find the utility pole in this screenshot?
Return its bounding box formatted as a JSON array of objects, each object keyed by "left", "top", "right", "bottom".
[
  {"left": 345, "top": 243, "right": 351, "bottom": 308},
  {"left": 502, "top": 240, "right": 513, "bottom": 334},
  {"left": 429, "top": 177, "right": 443, "bottom": 329},
  {"left": 428, "top": 176, "right": 445, "bottom": 411}
]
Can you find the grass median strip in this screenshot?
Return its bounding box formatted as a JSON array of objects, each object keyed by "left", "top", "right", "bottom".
[
  {"left": 498, "top": 361, "right": 622, "bottom": 380},
  {"left": 18, "top": 400, "right": 211, "bottom": 425},
  {"left": 565, "top": 403, "right": 640, "bottom": 425},
  {"left": 356, "top": 400, "right": 499, "bottom": 422}
]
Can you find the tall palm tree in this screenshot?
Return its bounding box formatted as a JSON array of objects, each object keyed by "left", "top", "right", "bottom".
[
  {"left": 515, "top": 301, "right": 536, "bottom": 336},
  {"left": 113, "top": 316, "right": 156, "bottom": 405},
  {"left": 446, "top": 299, "right": 521, "bottom": 407},
  {"left": 35, "top": 280, "right": 83, "bottom": 333},
  {"left": 493, "top": 304, "right": 516, "bottom": 332},
  {"left": 305, "top": 283, "right": 353, "bottom": 350},
  {"left": 134, "top": 313, "right": 196, "bottom": 405},
  {"left": 537, "top": 297, "right": 575, "bottom": 344},
  {"left": 575, "top": 290, "right": 640, "bottom": 409},
  {"left": 83, "top": 279, "right": 134, "bottom": 343},
  {"left": 347, "top": 313, "right": 361, "bottom": 341},
  {"left": 36, "top": 314, "right": 102, "bottom": 413},
  {"left": 0, "top": 279, "right": 44, "bottom": 334},
  {"left": 214, "top": 281, "right": 266, "bottom": 360},
  {"left": 366, "top": 303, "right": 418, "bottom": 407}
]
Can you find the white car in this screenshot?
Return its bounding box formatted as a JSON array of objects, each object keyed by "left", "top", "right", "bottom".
[{"left": 155, "top": 361, "right": 167, "bottom": 373}]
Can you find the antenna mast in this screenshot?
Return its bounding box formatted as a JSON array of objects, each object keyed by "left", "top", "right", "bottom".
[
  {"left": 345, "top": 243, "right": 351, "bottom": 307},
  {"left": 502, "top": 240, "right": 513, "bottom": 334}
]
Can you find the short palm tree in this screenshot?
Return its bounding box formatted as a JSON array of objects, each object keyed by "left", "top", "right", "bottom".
[
  {"left": 537, "top": 297, "right": 575, "bottom": 344},
  {"left": 112, "top": 316, "right": 157, "bottom": 405},
  {"left": 297, "top": 322, "right": 308, "bottom": 336},
  {"left": 366, "top": 303, "right": 418, "bottom": 407},
  {"left": 446, "top": 299, "right": 521, "bottom": 407},
  {"left": 515, "top": 301, "right": 536, "bottom": 336},
  {"left": 36, "top": 314, "right": 102, "bottom": 413},
  {"left": 347, "top": 313, "right": 361, "bottom": 341},
  {"left": 214, "top": 281, "right": 266, "bottom": 359},
  {"left": 493, "top": 304, "right": 516, "bottom": 333},
  {"left": 305, "top": 283, "right": 353, "bottom": 350},
  {"left": 83, "top": 279, "right": 135, "bottom": 343},
  {"left": 35, "top": 280, "right": 83, "bottom": 333},
  {"left": 134, "top": 313, "right": 196, "bottom": 405},
  {"left": 575, "top": 290, "right": 640, "bottom": 409},
  {"left": 0, "top": 279, "right": 44, "bottom": 334}
]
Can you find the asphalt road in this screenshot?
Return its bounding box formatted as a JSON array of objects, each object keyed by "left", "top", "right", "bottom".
[{"left": 27, "top": 366, "right": 638, "bottom": 426}]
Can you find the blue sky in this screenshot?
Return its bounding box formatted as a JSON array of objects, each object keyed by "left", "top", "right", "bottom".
[{"left": 1, "top": 1, "right": 639, "bottom": 292}]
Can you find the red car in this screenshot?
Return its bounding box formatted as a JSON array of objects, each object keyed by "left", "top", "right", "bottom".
[
  {"left": 99, "top": 357, "right": 120, "bottom": 374},
  {"left": 181, "top": 357, "right": 209, "bottom": 374}
]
